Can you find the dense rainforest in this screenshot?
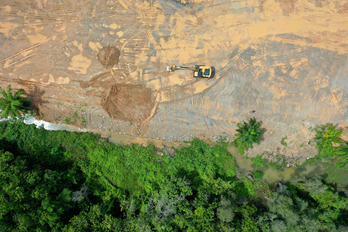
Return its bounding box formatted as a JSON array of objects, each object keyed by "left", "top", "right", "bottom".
[{"left": 0, "top": 120, "right": 347, "bottom": 231}]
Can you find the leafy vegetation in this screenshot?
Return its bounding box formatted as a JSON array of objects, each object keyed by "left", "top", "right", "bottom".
[
  {"left": 267, "top": 157, "right": 288, "bottom": 170},
  {"left": 54, "top": 104, "right": 87, "bottom": 125},
  {"left": 64, "top": 117, "right": 71, "bottom": 124},
  {"left": 0, "top": 85, "right": 31, "bottom": 118},
  {"left": 234, "top": 118, "right": 264, "bottom": 153},
  {"left": 281, "top": 136, "right": 288, "bottom": 146},
  {"left": 336, "top": 146, "right": 348, "bottom": 168},
  {"left": 305, "top": 124, "right": 348, "bottom": 169},
  {"left": 314, "top": 124, "right": 344, "bottom": 158},
  {"left": 251, "top": 154, "right": 266, "bottom": 168},
  {"left": 253, "top": 170, "right": 263, "bottom": 181},
  {"left": 0, "top": 149, "right": 82, "bottom": 231},
  {"left": 0, "top": 121, "right": 347, "bottom": 231}
]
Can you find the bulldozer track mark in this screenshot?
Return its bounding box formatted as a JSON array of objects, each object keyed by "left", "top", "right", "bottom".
[
  {"left": 3, "top": 34, "right": 68, "bottom": 70},
  {"left": 121, "top": 31, "right": 148, "bottom": 52},
  {"left": 0, "top": 78, "right": 48, "bottom": 88},
  {"left": 3, "top": 53, "right": 37, "bottom": 69},
  {"left": 118, "top": 0, "right": 129, "bottom": 9},
  {"left": 198, "top": 43, "right": 251, "bottom": 99},
  {"left": 4, "top": 38, "right": 51, "bottom": 61},
  {"left": 141, "top": 90, "right": 161, "bottom": 125},
  {"left": 147, "top": 30, "right": 157, "bottom": 45}
]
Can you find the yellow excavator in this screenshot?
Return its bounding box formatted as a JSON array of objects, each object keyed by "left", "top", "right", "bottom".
[{"left": 166, "top": 65, "right": 214, "bottom": 79}]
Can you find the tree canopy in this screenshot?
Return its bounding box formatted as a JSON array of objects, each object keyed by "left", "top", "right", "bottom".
[{"left": 0, "top": 121, "right": 347, "bottom": 231}]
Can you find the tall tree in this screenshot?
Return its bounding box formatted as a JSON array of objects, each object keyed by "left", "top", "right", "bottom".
[{"left": 0, "top": 85, "right": 30, "bottom": 118}]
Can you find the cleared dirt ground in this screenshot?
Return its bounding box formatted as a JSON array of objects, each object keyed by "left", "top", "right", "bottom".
[{"left": 1, "top": 0, "right": 348, "bottom": 159}]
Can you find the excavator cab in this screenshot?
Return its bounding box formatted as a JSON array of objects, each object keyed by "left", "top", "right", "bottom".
[{"left": 193, "top": 65, "right": 212, "bottom": 78}]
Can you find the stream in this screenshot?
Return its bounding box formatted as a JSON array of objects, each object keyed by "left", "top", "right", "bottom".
[{"left": 227, "top": 146, "right": 324, "bottom": 183}]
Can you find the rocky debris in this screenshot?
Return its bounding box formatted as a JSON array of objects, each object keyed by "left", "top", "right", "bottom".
[
  {"left": 236, "top": 168, "right": 256, "bottom": 182},
  {"left": 278, "top": 156, "right": 285, "bottom": 166},
  {"left": 161, "top": 145, "right": 176, "bottom": 158},
  {"left": 260, "top": 151, "right": 311, "bottom": 168}
]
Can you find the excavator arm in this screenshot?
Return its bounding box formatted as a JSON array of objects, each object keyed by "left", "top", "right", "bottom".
[{"left": 167, "top": 66, "right": 197, "bottom": 72}]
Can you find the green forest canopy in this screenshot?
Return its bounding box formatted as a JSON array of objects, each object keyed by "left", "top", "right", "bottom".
[{"left": 0, "top": 121, "right": 347, "bottom": 231}]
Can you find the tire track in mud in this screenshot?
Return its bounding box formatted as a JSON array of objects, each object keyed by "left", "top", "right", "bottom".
[{"left": 141, "top": 91, "right": 162, "bottom": 125}]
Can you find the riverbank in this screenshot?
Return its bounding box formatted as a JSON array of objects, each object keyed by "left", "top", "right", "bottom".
[{"left": 19, "top": 115, "right": 345, "bottom": 186}]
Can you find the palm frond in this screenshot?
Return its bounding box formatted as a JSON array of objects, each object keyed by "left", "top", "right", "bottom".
[
  {"left": 0, "top": 98, "right": 6, "bottom": 108},
  {"left": 0, "top": 87, "right": 7, "bottom": 98},
  {"left": 12, "top": 99, "right": 23, "bottom": 107},
  {"left": 234, "top": 118, "right": 264, "bottom": 150},
  {"left": 1, "top": 104, "right": 10, "bottom": 118},
  {"left": 6, "top": 85, "right": 13, "bottom": 101},
  {"left": 13, "top": 108, "right": 22, "bottom": 117},
  {"left": 0, "top": 85, "right": 31, "bottom": 118},
  {"left": 14, "top": 89, "right": 26, "bottom": 99}
]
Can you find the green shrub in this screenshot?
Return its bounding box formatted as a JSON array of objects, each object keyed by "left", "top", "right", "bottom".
[
  {"left": 253, "top": 170, "right": 264, "bottom": 181},
  {"left": 314, "top": 125, "right": 343, "bottom": 158},
  {"left": 64, "top": 117, "right": 71, "bottom": 124},
  {"left": 251, "top": 154, "right": 266, "bottom": 168},
  {"left": 335, "top": 145, "right": 348, "bottom": 169},
  {"left": 166, "top": 139, "right": 239, "bottom": 194},
  {"left": 310, "top": 125, "right": 348, "bottom": 169},
  {"left": 268, "top": 157, "right": 285, "bottom": 170}
]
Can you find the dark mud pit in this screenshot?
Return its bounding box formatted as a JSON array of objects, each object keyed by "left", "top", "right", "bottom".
[{"left": 102, "top": 84, "right": 155, "bottom": 123}]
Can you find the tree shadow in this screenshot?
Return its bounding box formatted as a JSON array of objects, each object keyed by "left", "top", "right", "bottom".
[
  {"left": 25, "top": 86, "right": 49, "bottom": 116},
  {"left": 258, "top": 119, "right": 267, "bottom": 142}
]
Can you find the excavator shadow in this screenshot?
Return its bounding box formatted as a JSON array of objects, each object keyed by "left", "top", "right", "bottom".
[{"left": 210, "top": 67, "right": 216, "bottom": 79}]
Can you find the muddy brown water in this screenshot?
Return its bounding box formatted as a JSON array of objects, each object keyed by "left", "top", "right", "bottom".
[{"left": 227, "top": 145, "right": 324, "bottom": 183}]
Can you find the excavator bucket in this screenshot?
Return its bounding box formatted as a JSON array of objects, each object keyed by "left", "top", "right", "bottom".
[{"left": 166, "top": 66, "right": 172, "bottom": 72}]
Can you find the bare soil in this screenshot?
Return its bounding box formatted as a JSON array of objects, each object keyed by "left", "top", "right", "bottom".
[
  {"left": 101, "top": 84, "right": 155, "bottom": 122},
  {"left": 1, "top": 0, "right": 348, "bottom": 161},
  {"left": 97, "top": 46, "right": 121, "bottom": 68}
]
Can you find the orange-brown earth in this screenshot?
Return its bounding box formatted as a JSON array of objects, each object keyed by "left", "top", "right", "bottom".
[{"left": 1, "top": 0, "right": 348, "bottom": 160}]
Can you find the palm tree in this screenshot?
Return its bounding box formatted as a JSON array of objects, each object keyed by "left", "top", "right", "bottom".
[
  {"left": 0, "top": 85, "right": 30, "bottom": 118},
  {"left": 234, "top": 118, "right": 264, "bottom": 150}
]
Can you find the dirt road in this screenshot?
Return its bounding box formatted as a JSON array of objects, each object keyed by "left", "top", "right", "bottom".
[{"left": 1, "top": 0, "right": 347, "bottom": 159}]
